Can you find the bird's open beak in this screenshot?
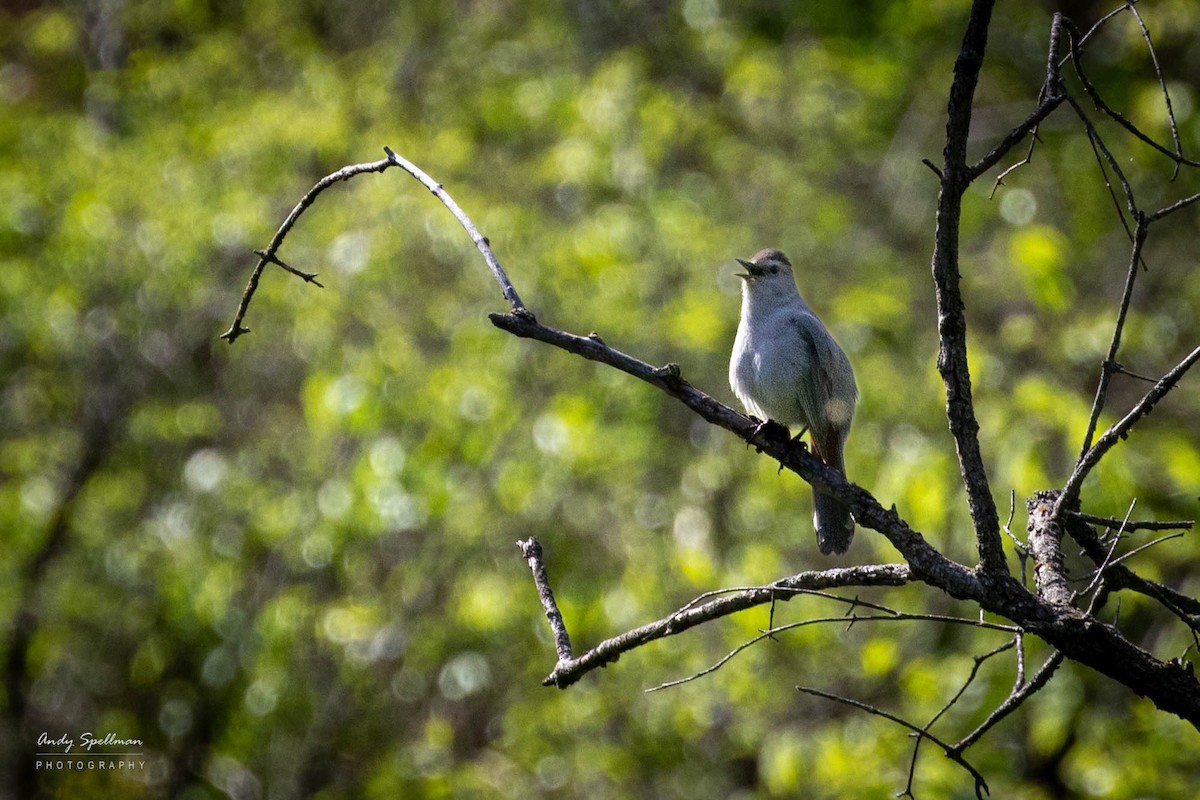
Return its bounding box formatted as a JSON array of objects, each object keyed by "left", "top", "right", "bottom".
[{"left": 735, "top": 257, "right": 761, "bottom": 279}]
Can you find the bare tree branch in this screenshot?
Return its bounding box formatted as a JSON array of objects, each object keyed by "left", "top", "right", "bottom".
[
  {"left": 798, "top": 686, "right": 990, "bottom": 799},
  {"left": 222, "top": 156, "right": 395, "bottom": 342},
  {"left": 1076, "top": 208, "right": 1149, "bottom": 461},
  {"left": 1064, "top": 92, "right": 1141, "bottom": 221},
  {"left": 1147, "top": 190, "right": 1200, "bottom": 223},
  {"left": 538, "top": 561, "right": 913, "bottom": 688},
  {"left": 931, "top": 0, "right": 1008, "bottom": 576},
  {"left": 1124, "top": 1, "right": 1185, "bottom": 178},
  {"left": 649, "top": 611, "right": 1017, "bottom": 694},
  {"left": 383, "top": 147, "right": 526, "bottom": 313},
  {"left": 971, "top": 12, "right": 1066, "bottom": 185},
  {"left": 986, "top": 128, "right": 1040, "bottom": 200},
  {"left": 1067, "top": 511, "right": 1194, "bottom": 533},
  {"left": 488, "top": 310, "right": 985, "bottom": 598},
  {"left": 1063, "top": 343, "right": 1200, "bottom": 507},
  {"left": 221, "top": 148, "right": 530, "bottom": 345},
  {"left": 1067, "top": 1, "right": 1135, "bottom": 55},
  {"left": 517, "top": 537, "right": 573, "bottom": 670},
  {"left": 903, "top": 639, "right": 1016, "bottom": 797},
  {"left": 952, "top": 650, "right": 1065, "bottom": 752},
  {"left": 1063, "top": 511, "right": 1200, "bottom": 632},
  {"left": 1065, "top": 13, "right": 1200, "bottom": 171}
]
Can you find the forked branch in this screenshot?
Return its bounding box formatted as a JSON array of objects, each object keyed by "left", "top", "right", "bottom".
[{"left": 518, "top": 529, "right": 913, "bottom": 688}]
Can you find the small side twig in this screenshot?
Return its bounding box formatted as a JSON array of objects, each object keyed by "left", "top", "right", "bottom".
[
  {"left": 648, "top": 610, "right": 1017, "bottom": 694},
  {"left": 1104, "top": 532, "right": 1186, "bottom": 571},
  {"left": 253, "top": 249, "right": 324, "bottom": 287},
  {"left": 952, "top": 650, "right": 1065, "bottom": 753},
  {"left": 1076, "top": 499, "right": 1136, "bottom": 599},
  {"left": 987, "top": 129, "right": 1039, "bottom": 199},
  {"left": 1065, "top": 2, "right": 1134, "bottom": 58},
  {"left": 798, "top": 686, "right": 990, "bottom": 799},
  {"left": 902, "top": 639, "right": 1016, "bottom": 798},
  {"left": 222, "top": 155, "right": 395, "bottom": 342},
  {"left": 1147, "top": 190, "right": 1200, "bottom": 223},
  {"left": 1001, "top": 489, "right": 1030, "bottom": 586},
  {"left": 1067, "top": 511, "right": 1193, "bottom": 533},
  {"left": 1063, "top": 343, "right": 1200, "bottom": 507}
]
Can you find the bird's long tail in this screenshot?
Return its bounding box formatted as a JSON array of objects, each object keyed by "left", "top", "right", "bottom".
[
  {"left": 812, "top": 431, "right": 854, "bottom": 555},
  {"left": 813, "top": 489, "right": 854, "bottom": 555}
]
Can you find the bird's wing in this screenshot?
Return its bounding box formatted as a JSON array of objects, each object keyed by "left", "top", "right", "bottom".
[{"left": 790, "top": 312, "right": 857, "bottom": 462}]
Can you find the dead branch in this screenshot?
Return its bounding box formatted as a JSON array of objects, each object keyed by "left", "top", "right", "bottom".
[
  {"left": 536, "top": 556, "right": 912, "bottom": 688},
  {"left": 648, "top": 609, "right": 1017, "bottom": 694},
  {"left": 798, "top": 685, "right": 990, "bottom": 799},
  {"left": 1067, "top": 511, "right": 1194, "bottom": 533},
  {"left": 1062, "top": 343, "right": 1200, "bottom": 508},
  {"left": 930, "top": 0, "right": 1008, "bottom": 576},
  {"left": 222, "top": 156, "right": 395, "bottom": 342},
  {"left": 903, "top": 639, "right": 1016, "bottom": 798}
]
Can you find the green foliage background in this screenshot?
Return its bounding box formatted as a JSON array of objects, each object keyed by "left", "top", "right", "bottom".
[{"left": 2, "top": 1, "right": 1199, "bottom": 797}]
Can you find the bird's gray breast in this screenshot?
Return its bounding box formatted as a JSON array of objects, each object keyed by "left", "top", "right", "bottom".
[{"left": 730, "top": 310, "right": 812, "bottom": 427}]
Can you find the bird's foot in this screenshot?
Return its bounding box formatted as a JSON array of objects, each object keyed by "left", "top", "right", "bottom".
[
  {"left": 790, "top": 425, "right": 809, "bottom": 446},
  {"left": 770, "top": 426, "right": 810, "bottom": 474},
  {"left": 748, "top": 417, "right": 791, "bottom": 452}
]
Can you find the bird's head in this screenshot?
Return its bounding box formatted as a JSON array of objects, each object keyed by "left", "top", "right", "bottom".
[{"left": 735, "top": 248, "right": 795, "bottom": 291}]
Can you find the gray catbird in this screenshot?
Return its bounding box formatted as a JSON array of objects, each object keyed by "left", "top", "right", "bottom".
[{"left": 729, "top": 248, "right": 858, "bottom": 554}]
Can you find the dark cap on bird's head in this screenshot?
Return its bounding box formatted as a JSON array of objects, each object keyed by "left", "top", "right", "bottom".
[{"left": 736, "top": 248, "right": 792, "bottom": 279}]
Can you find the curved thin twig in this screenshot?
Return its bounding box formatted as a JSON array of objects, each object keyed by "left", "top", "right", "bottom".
[
  {"left": 952, "top": 650, "right": 1065, "bottom": 752},
  {"left": 1065, "top": 13, "right": 1200, "bottom": 171},
  {"left": 648, "top": 612, "right": 1018, "bottom": 693},
  {"left": 903, "top": 639, "right": 1017, "bottom": 798},
  {"left": 383, "top": 147, "right": 526, "bottom": 312},
  {"left": 222, "top": 156, "right": 395, "bottom": 342},
  {"left": 1147, "top": 191, "right": 1200, "bottom": 223},
  {"left": 1124, "top": 1, "right": 1185, "bottom": 178},
  {"left": 1063, "top": 343, "right": 1200, "bottom": 507},
  {"left": 798, "top": 686, "right": 990, "bottom": 799}
]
